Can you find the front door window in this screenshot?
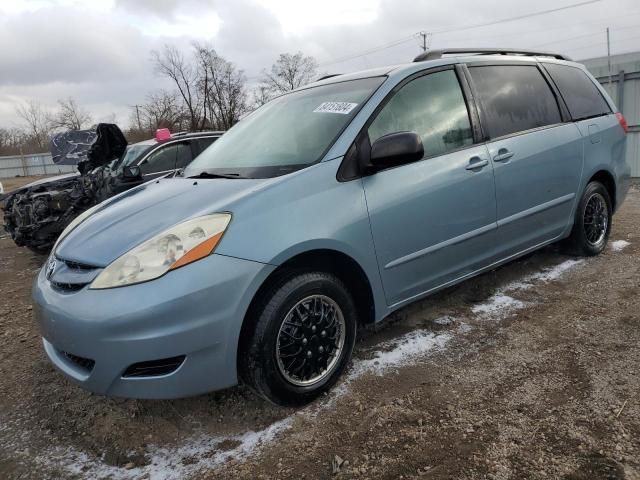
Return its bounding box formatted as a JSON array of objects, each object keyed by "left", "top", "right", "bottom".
[{"left": 368, "top": 69, "right": 473, "bottom": 159}]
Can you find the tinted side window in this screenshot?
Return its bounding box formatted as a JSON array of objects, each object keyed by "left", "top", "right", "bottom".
[
  {"left": 544, "top": 63, "right": 611, "bottom": 120},
  {"left": 368, "top": 69, "right": 473, "bottom": 159},
  {"left": 141, "top": 144, "right": 179, "bottom": 174},
  {"left": 175, "top": 143, "right": 192, "bottom": 169},
  {"left": 469, "top": 65, "right": 562, "bottom": 139},
  {"left": 194, "top": 137, "right": 217, "bottom": 156}
]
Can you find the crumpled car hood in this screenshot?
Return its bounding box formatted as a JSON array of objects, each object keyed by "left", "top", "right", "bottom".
[
  {"left": 55, "top": 177, "right": 272, "bottom": 267},
  {"left": 20, "top": 172, "right": 79, "bottom": 190}
]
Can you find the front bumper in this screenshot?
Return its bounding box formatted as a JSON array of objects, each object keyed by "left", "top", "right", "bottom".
[{"left": 32, "top": 253, "right": 274, "bottom": 399}]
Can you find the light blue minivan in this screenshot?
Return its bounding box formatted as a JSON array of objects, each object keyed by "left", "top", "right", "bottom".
[{"left": 33, "top": 49, "right": 630, "bottom": 406}]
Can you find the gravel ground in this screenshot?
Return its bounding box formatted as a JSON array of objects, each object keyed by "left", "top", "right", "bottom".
[{"left": 0, "top": 178, "right": 638, "bottom": 480}]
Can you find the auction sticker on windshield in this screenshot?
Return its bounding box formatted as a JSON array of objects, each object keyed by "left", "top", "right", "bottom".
[{"left": 313, "top": 102, "right": 358, "bottom": 114}]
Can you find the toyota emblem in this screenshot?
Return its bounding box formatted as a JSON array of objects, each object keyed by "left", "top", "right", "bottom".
[{"left": 46, "top": 257, "right": 57, "bottom": 280}]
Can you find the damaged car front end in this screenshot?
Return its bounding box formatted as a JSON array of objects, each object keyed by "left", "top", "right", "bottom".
[{"left": 2, "top": 124, "right": 142, "bottom": 253}]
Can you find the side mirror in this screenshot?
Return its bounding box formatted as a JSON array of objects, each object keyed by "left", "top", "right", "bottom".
[
  {"left": 369, "top": 132, "right": 424, "bottom": 170},
  {"left": 123, "top": 165, "right": 141, "bottom": 179}
]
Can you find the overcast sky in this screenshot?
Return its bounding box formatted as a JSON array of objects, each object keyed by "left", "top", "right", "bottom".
[{"left": 1, "top": 0, "right": 639, "bottom": 129}]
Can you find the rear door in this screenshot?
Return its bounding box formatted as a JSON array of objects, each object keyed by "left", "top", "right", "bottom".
[
  {"left": 362, "top": 67, "right": 498, "bottom": 306},
  {"left": 467, "top": 63, "right": 583, "bottom": 256}
]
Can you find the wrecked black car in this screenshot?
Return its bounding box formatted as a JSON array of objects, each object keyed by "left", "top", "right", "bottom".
[
  {"left": 1, "top": 124, "right": 140, "bottom": 253},
  {"left": 1, "top": 125, "right": 222, "bottom": 253}
]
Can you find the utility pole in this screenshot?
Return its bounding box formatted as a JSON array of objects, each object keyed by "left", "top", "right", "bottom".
[
  {"left": 607, "top": 27, "right": 612, "bottom": 89},
  {"left": 420, "top": 31, "right": 428, "bottom": 52},
  {"left": 130, "top": 104, "right": 142, "bottom": 131},
  {"left": 135, "top": 104, "right": 142, "bottom": 131}
]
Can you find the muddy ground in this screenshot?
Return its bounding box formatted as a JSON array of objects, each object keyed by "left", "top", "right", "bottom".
[{"left": 0, "top": 177, "right": 638, "bottom": 480}]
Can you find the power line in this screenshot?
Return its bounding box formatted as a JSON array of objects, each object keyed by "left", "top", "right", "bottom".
[
  {"left": 318, "top": 0, "right": 601, "bottom": 67},
  {"left": 531, "top": 24, "right": 640, "bottom": 49},
  {"left": 569, "top": 32, "right": 640, "bottom": 53},
  {"left": 434, "top": 10, "right": 640, "bottom": 45},
  {"left": 431, "top": 0, "right": 602, "bottom": 34},
  {"left": 318, "top": 34, "right": 419, "bottom": 67}
]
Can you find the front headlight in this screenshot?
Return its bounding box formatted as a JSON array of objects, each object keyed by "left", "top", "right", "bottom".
[{"left": 90, "top": 213, "right": 231, "bottom": 289}]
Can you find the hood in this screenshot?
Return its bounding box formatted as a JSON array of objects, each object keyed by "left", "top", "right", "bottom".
[
  {"left": 19, "top": 172, "right": 79, "bottom": 190},
  {"left": 50, "top": 123, "right": 127, "bottom": 173},
  {"left": 1, "top": 172, "right": 80, "bottom": 203},
  {"left": 55, "top": 176, "right": 273, "bottom": 266}
]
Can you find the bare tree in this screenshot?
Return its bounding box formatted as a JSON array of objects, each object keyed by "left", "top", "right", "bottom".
[
  {"left": 260, "top": 52, "right": 318, "bottom": 96},
  {"left": 152, "top": 45, "right": 201, "bottom": 131},
  {"left": 50, "top": 97, "right": 92, "bottom": 131},
  {"left": 0, "top": 127, "right": 30, "bottom": 156},
  {"left": 140, "top": 90, "right": 187, "bottom": 131},
  {"left": 15, "top": 100, "right": 52, "bottom": 150},
  {"left": 252, "top": 85, "right": 274, "bottom": 108},
  {"left": 194, "top": 44, "right": 249, "bottom": 130}
]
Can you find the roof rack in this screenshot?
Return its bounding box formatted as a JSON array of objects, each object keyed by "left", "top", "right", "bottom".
[
  {"left": 172, "top": 130, "right": 224, "bottom": 137},
  {"left": 317, "top": 74, "right": 343, "bottom": 81},
  {"left": 413, "top": 48, "right": 571, "bottom": 62}
]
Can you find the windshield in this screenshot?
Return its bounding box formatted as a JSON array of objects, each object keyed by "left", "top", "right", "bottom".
[
  {"left": 121, "top": 144, "right": 152, "bottom": 166},
  {"left": 184, "top": 77, "right": 385, "bottom": 179}
]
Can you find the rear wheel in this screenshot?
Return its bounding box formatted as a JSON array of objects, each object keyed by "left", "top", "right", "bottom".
[
  {"left": 239, "top": 272, "right": 357, "bottom": 406},
  {"left": 565, "top": 181, "right": 612, "bottom": 256}
]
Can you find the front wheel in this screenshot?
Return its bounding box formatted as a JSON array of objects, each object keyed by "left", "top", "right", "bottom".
[
  {"left": 239, "top": 272, "right": 357, "bottom": 407},
  {"left": 565, "top": 181, "right": 612, "bottom": 256}
]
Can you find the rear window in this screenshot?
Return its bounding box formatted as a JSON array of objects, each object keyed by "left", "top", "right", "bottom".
[
  {"left": 469, "top": 65, "right": 562, "bottom": 139},
  {"left": 544, "top": 63, "right": 611, "bottom": 121}
]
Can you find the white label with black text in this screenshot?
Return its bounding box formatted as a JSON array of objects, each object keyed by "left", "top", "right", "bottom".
[{"left": 313, "top": 102, "right": 358, "bottom": 115}]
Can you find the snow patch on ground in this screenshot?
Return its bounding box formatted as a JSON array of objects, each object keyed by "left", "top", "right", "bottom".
[
  {"left": 507, "top": 259, "right": 585, "bottom": 290},
  {"left": 39, "top": 418, "right": 292, "bottom": 480},
  {"left": 433, "top": 315, "right": 456, "bottom": 326},
  {"left": 610, "top": 240, "right": 631, "bottom": 252},
  {"left": 311, "top": 328, "right": 455, "bottom": 413},
  {"left": 471, "top": 259, "right": 585, "bottom": 320},
  {"left": 352, "top": 330, "right": 452, "bottom": 377},
  {"left": 471, "top": 294, "right": 527, "bottom": 319}
]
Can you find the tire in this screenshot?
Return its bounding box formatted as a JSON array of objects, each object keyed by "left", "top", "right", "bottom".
[
  {"left": 239, "top": 271, "right": 358, "bottom": 407},
  {"left": 565, "top": 181, "right": 612, "bottom": 256}
]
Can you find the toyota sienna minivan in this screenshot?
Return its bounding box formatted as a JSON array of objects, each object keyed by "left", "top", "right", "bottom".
[{"left": 33, "top": 49, "right": 630, "bottom": 406}]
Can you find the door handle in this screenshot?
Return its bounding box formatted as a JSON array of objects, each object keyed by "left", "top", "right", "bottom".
[
  {"left": 465, "top": 157, "right": 489, "bottom": 170},
  {"left": 493, "top": 149, "right": 514, "bottom": 162}
]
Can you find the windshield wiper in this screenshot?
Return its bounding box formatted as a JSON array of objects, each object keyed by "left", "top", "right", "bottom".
[{"left": 187, "top": 171, "right": 245, "bottom": 179}]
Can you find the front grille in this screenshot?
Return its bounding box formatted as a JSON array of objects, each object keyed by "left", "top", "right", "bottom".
[
  {"left": 63, "top": 260, "right": 95, "bottom": 270},
  {"left": 50, "top": 281, "right": 85, "bottom": 292},
  {"left": 122, "top": 355, "right": 186, "bottom": 378},
  {"left": 48, "top": 257, "right": 100, "bottom": 292},
  {"left": 61, "top": 351, "right": 95, "bottom": 372}
]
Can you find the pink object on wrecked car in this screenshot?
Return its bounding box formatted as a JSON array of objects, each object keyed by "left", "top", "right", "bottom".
[{"left": 155, "top": 128, "right": 171, "bottom": 141}]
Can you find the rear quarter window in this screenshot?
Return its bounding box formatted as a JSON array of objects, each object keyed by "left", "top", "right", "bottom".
[
  {"left": 544, "top": 63, "right": 611, "bottom": 121},
  {"left": 469, "top": 65, "right": 562, "bottom": 139}
]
